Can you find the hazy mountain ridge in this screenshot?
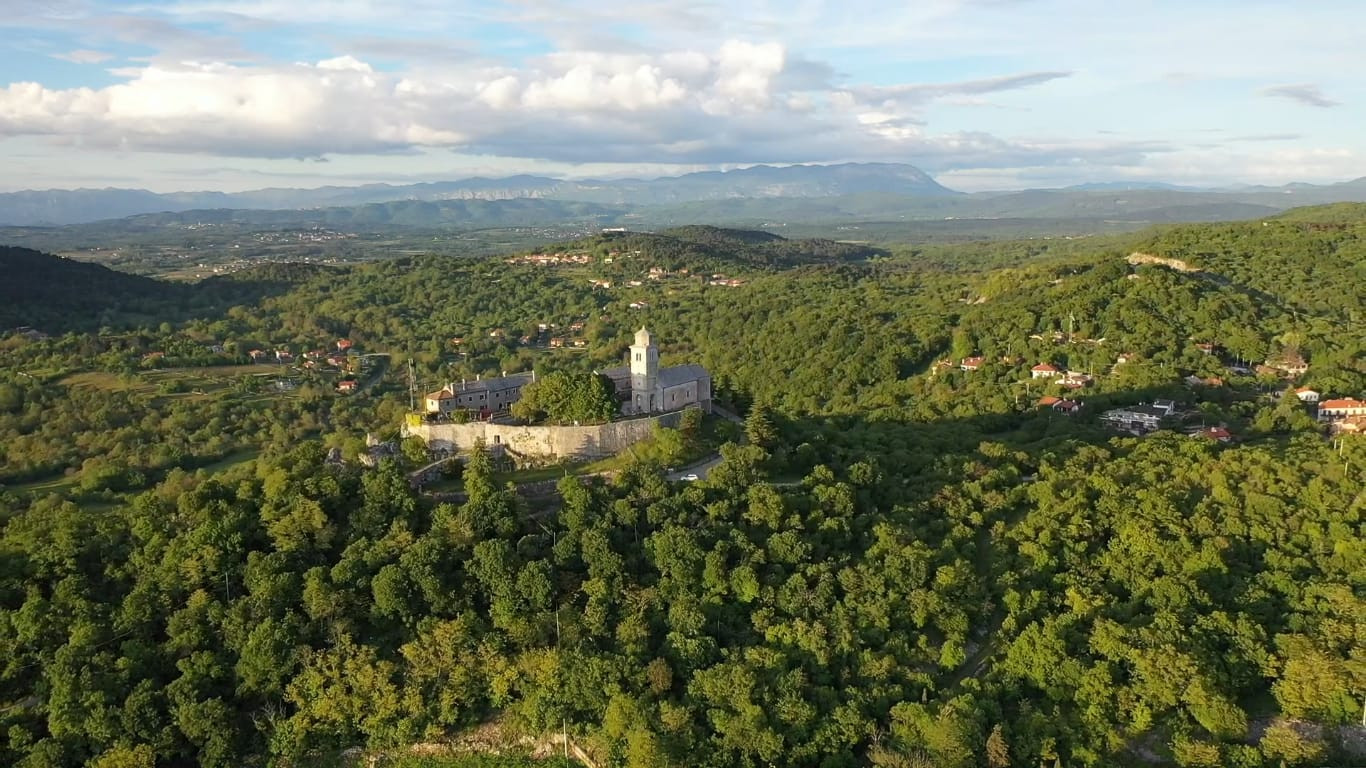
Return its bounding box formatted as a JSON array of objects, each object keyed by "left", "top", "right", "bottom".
[
  {"left": 5, "top": 162, "right": 1366, "bottom": 231},
  {"left": 0, "top": 163, "right": 954, "bottom": 225}
]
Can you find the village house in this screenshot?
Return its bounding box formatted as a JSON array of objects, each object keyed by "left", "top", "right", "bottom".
[
  {"left": 1060, "top": 371, "right": 1092, "bottom": 389},
  {"left": 1038, "top": 396, "right": 1081, "bottom": 414},
  {"left": 1031, "top": 363, "right": 1062, "bottom": 379},
  {"left": 248, "top": 349, "right": 266, "bottom": 362},
  {"left": 336, "top": 338, "right": 353, "bottom": 351},
  {"left": 424, "top": 372, "right": 536, "bottom": 420},
  {"left": 1194, "top": 426, "right": 1234, "bottom": 443},
  {"left": 1294, "top": 387, "right": 1320, "bottom": 403},
  {"left": 600, "top": 328, "right": 712, "bottom": 415},
  {"left": 1317, "top": 398, "right": 1366, "bottom": 423},
  {"left": 337, "top": 380, "right": 358, "bottom": 393},
  {"left": 960, "top": 356, "right": 985, "bottom": 372},
  {"left": 1261, "top": 354, "right": 1309, "bottom": 377},
  {"left": 1101, "top": 400, "right": 1181, "bottom": 434}
]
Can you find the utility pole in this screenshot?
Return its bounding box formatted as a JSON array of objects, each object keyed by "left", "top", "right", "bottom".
[{"left": 407, "top": 357, "right": 416, "bottom": 412}]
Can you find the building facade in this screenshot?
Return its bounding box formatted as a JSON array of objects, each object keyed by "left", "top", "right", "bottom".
[
  {"left": 602, "top": 328, "right": 711, "bottom": 415},
  {"left": 424, "top": 372, "right": 535, "bottom": 419}
]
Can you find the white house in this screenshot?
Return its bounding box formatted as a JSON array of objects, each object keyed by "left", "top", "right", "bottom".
[
  {"left": 1294, "top": 387, "right": 1320, "bottom": 404},
  {"left": 1031, "top": 363, "right": 1062, "bottom": 379},
  {"left": 1101, "top": 400, "right": 1180, "bottom": 434},
  {"left": 1318, "top": 398, "right": 1366, "bottom": 422}
]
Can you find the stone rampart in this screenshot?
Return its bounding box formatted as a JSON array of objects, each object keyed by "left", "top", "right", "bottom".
[{"left": 404, "top": 410, "right": 686, "bottom": 460}]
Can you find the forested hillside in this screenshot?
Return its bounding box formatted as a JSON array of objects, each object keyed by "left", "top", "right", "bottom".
[{"left": 0, "top": 216, "right": 1362, "bottom": 767}]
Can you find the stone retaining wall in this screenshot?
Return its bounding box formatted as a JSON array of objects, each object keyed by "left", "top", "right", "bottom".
[{"left": 405, "top": 410, "right": 685, "bottom": 460}]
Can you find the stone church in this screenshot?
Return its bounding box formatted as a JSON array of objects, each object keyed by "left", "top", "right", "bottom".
[{"left": 601, "top": 327, "right": 711, "bottom": 415}]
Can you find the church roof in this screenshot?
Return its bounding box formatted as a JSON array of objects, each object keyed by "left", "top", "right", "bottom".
[
  {"left": 634, "top": 327, "right": 653, "bottom": 346},
  {"left": 658, "top": 363, "right": 709, "bottom": 388}
]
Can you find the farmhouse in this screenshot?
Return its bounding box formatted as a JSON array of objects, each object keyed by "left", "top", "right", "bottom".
[{"left": 1031, "top": 363, "right": 1062, "bottom": 379}]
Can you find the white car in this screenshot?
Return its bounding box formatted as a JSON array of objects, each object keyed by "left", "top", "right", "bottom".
[{"left": 681, "top": 473, "right": 699, "bottom": 482}]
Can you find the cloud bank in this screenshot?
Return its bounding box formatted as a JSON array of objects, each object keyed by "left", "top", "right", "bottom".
[{"left": 0, "top": 42, "right": 1132, "bottom": 173}]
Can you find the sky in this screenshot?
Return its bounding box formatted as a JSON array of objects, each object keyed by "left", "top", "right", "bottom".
[{"left": 1, "top": 0, "right": 1364, "bottom": 193}]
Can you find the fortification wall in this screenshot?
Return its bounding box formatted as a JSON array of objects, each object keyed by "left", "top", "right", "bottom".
[{"left": 405, "top": 410, "right": 685, "bottom": 460}]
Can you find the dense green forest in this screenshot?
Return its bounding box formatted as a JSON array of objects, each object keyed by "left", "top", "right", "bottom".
[{"left": 0, "top": 211, "right": 1362, "bottom": 767}]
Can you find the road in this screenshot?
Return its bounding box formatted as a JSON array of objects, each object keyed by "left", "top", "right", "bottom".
[
  {"left": 666, "top": 454, "right": 724, "bottom": 482},
  {"left": 664, "top": 404, "right": 746, "bottom": 482}
]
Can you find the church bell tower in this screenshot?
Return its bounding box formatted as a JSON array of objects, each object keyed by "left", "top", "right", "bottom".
[{"left": 630, "top": 327, "right": 659, "bottom": 413}]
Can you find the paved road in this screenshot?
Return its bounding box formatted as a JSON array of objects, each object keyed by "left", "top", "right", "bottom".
[
  {"left": 664, "top": 404, "right": 746, "bottom": 482},
  {"left": 666, "top": 454, "right": 724, "bottom": 482}
]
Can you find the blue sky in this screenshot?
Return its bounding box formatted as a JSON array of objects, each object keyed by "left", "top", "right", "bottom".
[{"left": 1, "top": 0, "right": 1363, "bottom": 192}]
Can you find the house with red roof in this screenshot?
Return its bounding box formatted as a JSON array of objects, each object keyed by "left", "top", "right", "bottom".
[
  {"left": 960, "top": 356, "right": 985, "bottom": 371},
  {"left": 1031, "top": 362, "right": 1062, "bottom": 379},
  {"left": 1198, "top": 426, "right": 1233, "bottom": 442},
  {"left": 1053, "top": 399, "right": 1082, "bottom": 415},
  {"left": 1318, "top": 398, "right": 1366, "bottom": 423}
]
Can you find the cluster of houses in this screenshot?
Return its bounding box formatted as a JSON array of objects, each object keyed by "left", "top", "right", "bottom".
[
  {"left": 241, "top": 338, "right": 365, "bottom": 394},
  {"left": 459, "top": 321, "right": 592, "bottom": 351},
  {"left": 937, "top": 341, "right": 1366, "bottom": 440},
  {"left": 1029, "top": 363, "right": 1094, "bottom": 389},
  {"left": 248, "top": 337, "right": 357, "bottom": 370},
  {"left": 507, "top": 251, "right": 593, "bottom": 266},
  {"left": 943, "top": 357, "right": 1095, "bottom": 390}
]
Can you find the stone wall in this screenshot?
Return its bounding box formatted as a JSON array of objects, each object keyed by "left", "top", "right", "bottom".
[{"left": 405, "top": 410, "right": 686, "bottom": 460}]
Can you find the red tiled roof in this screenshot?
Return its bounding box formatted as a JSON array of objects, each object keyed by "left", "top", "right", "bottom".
[
  {"left": 1320, "top": 398, "right": 1366, "bottom": 410},
  {"left": 1032, "top": 363, "right": 1059, "bottom": 372},
  {"left": 1038, "top": 396, "right": 1061, "bottom": 406}
]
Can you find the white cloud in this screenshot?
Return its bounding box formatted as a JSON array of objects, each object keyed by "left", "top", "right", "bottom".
[
  {"left": 0, "top": 44, "right": 1126, "bottom": 173},
  {"left": 1259, "top": 83, "right": 1340, "bottom": 109},
  {"left": 52, "top": 49, "right": 113, "bottom": 64}
]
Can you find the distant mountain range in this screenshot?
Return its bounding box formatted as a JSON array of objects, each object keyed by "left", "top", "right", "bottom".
[
  {"left": 3, "top": 162, "right": 1366, "bottom": 230},
  {"left": 0, "top": 163, "right": 955, "bottom": 226}
]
